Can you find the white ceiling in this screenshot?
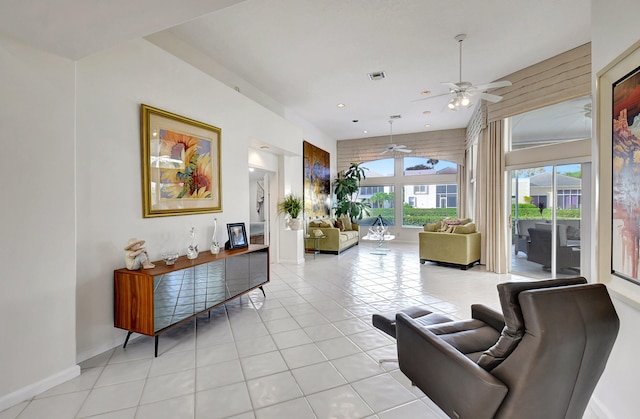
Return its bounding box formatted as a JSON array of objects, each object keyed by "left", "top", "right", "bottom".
[{"left": 0, "top": 0, "right": 591, "bottom": 141}]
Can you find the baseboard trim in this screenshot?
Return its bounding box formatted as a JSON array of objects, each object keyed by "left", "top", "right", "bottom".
[
  {"left": 0, "top": 364, "right": 80, "bottom": 412},
  {"left": 76, "top": 333, "right": 128, "bottom": 364}
]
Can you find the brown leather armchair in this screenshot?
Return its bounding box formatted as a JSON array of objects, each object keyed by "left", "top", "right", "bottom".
[{"left": 396, "top": 277, "right": 619, "bottom": 419}]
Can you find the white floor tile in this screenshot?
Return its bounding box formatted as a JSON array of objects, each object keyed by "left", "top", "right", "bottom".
[
  {"left": 306, "top": 385, "right": 374, "bottom": 419},
  {"left": 235, "top": 335, "right": 278, "bottom": 358},
  {"left": 140, "top": 369, "right": 195, "bottom": 405},
  {"left": 291, "top": 362, "right": 347, "bottom": 395},
  {"left": 331, "top": 353, "right": 386, "bottom": 382},
  {"left": 196, "top": 358, "right": 244, "bottom": 392},
  {"left": 195, "top": 382, "right": 252, "bottom": 419},
  {"left": 94, "top": 358, "right": 152, "bottom": 388},
  {"left": 77, "top": 380, "right": 145, "bottom": 418},
  {"left": 270, "top": 329, "right": 312, "bottom": 349},
  {"left": 254, "top": 397, "right": 316, "bottom": 419},
  {"left": 378, "top": 399, "right": 445, "bottom": 419},
  {"left": 13, "top": 391, "right": 88, "bottom": 419},
  {"left": 240, "top": 350, "right": 289, "bottom": 379},
  {"left": 280, "top": 343, "right": 327, "bottom": 369},
  {"left": 316, "top": 336, "right": 362, "bottom": 360},
  {"left": 135, "top": 394, "right": 194, "bottom": 419},
  {"left": 246, "top": 371, "right": 303, "bottom": 409},
  {"left": 351, "top": 374, "right": 416, "bottom": 413}
]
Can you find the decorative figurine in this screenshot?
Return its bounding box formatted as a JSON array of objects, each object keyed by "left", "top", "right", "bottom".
[
  {"left": 124, "top": 238, "right": 155, "bottom": 270},
  {"left": 187, "top": 226, "right": 199, "bottom": 259},
  {"left": 210, "top": 218, "right": 220, "bottom": 254}
]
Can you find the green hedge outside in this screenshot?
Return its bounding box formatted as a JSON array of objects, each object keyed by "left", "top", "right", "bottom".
[
  {"left": 511, "top": 204, "right": 581, "bottom": 220},
  {"left": 359, "top": 207, "right": 458, "bottom": 226}
]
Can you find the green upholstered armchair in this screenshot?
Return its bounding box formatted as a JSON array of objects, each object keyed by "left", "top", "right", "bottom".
[{"left": 419, "top": 219, "right": 480, "bottom": 269}]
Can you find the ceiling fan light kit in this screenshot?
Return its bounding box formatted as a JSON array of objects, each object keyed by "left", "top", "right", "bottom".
[{"left": 415, "top": 34, "right": 512, "bottom": 109}]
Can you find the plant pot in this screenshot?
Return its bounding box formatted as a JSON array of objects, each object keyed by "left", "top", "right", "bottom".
[{"left": 288, "top": 218, "right": 302, "bottom": 230}]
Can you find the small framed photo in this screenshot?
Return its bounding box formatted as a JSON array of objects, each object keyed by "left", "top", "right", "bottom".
[{"left": 227, "top": 223, "right": 248, "bottom": 249}]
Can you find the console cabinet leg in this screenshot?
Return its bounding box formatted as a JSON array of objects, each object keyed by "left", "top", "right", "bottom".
[
  {"left": 259, "top": 286, "right": 266, "bottom": 297},
  {"left": 155, "top": 335, "right": 159, "bottom": 358},
  {"left": 123, "top": 331, "right": 133, "bottom": 349}
]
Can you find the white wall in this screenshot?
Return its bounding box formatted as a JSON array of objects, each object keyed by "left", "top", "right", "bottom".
[
  {"left": 591, "top": 1, "right": 640, "bottom": 417},
  {"left": 75, "top": 38, "right": 303, "bottom": 360},
  {"left": 0, "top": 35, "right": 79, "bottom": 408}
]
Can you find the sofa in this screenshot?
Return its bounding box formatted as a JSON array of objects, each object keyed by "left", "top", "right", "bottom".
[
  {"left": 305, "top": 216, "right": 359, "bottom": 254},
  {"left": 419, "top": 218, "right": 481, "bottom": 270}
]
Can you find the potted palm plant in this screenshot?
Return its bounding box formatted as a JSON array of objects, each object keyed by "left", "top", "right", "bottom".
[
  {"left": 333, "top": 162, "right": 371, "bottom": 221},
  {"left": 277, "top": 194, "right": 303, "bottom": 230}
]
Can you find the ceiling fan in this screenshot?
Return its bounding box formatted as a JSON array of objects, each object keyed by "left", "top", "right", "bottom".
[
  {"left": 417, "top": 34, "right": 512, "bottom": 110},
  {"left": 380, "top": 118, "right": 412, "bottom": 154}
]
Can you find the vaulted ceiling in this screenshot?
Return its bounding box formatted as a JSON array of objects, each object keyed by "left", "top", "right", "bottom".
[{"left": 0, "top": 0, "right": 591, "bottom": 140}]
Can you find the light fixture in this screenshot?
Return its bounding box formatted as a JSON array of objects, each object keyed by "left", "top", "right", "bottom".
[
  {"left": 421, "top": 90, "right": 431, "bottom": 95},
  {"left": 337, "top": 103, "right": 345, "bottom": 108},
  {"left": 422, "top": 110, "right": 431, "bottom": 115},
  {"left": 425, "top": 124, "right": 431, "bottom": 128},
  {"left": 447, "top": 93, "right": 472, "bottom": 111}
]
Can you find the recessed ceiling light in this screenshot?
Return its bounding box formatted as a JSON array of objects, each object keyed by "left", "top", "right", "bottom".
[
  {"left": 363, "top": 130, "right": 368, "bottom": 134},
  {"left": 425, "top": 124, "right": 431, "bottom": 128},
  {"left": 421, "top": 90, "right": 431, "bottom": 95},
  {"left": 337, "top": 103, "right": 345, "bottom": 108},
  {"left": 423, "top": 111, "right": 431, "bottom": 115}
]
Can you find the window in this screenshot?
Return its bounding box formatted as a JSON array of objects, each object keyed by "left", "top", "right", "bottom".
[
  {"left": 402, "top": 184, "right": 457, "bottom": 226},
  {"left": 404, "top": 157, "right": 457, "bottom": 176},
  {"left": 362, "top": 158, "right": 394, "bottom": 177},
  {"left": 357, "top": 156, "right": 459, "bottom": 228},
  {"left": 509, "top": 95, "right": 592, "bottom": 151},
  {"left": 358, "top": 185, "right": 395, "bottom": 226},
  {"left": 557, "top": 189, "right": 581, "bottom": 210},
  {"left": 414, "top": 185, "right": 429, "bottom": 194}
]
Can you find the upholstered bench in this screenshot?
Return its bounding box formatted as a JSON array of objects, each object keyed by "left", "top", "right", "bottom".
[{"left": 372, "top": 306, "right": 453, "bottom": 338}]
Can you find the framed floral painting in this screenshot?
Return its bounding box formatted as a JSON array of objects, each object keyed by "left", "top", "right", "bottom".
[{"left": 140, "top": 104, "right": 222, "bottom": 217}]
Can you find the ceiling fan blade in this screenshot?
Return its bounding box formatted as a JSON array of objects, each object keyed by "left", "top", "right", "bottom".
[
  {"left": 473, "top": 80, "right": 512, "bottom": 91},
  {"left": 379, "top": 149, "right": 390, "bottom": 155},
  {"left": 441, "top": 82, "right": 461, "bottom": 90},
  {"left": 396, "top": 148, "right": 412, "bottom": 153},
  {"left": 394, "top": 145, "right": 407, "bottom": 149},
  {"left": 412, "top": 92, "right": 452, "bottom": 102},
  {"left": 477, "top": 92, "right": 504, "bottom": 103}
]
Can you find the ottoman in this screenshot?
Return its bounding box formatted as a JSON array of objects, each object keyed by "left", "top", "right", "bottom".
[{"left": 373, "top": 306, "right": 453, "bottom": 338}]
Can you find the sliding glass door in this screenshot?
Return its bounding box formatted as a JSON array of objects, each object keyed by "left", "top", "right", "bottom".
[{"left": 511, "top": 164, "right": 582, "bottom": 278}]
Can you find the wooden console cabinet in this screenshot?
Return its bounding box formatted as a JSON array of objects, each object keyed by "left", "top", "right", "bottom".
[{"left": 114, "top": 244, "right": 269, "bottom": 356}]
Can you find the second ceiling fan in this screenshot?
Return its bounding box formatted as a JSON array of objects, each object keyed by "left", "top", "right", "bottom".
[
  {"left": 418, "top": 34, "right": 512, "bottom": 110},
  {"left": 380, "top": 117, "right": 412, "bottom": 155}
]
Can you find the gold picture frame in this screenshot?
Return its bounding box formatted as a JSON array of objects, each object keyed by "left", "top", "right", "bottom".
[{"left": 140, "top": 104, "right": 222, "bottom": 217}]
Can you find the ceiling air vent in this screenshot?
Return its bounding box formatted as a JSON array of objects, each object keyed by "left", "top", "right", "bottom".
[
  {"left": 368, "top": 71, "right": 386, "bottom": 81},
  {"left": 389, "top": 115, "right": 402, "bottom": 120}
]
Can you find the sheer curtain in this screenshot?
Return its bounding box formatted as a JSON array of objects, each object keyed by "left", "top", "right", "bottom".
[{"left": 475, "top": 120, "right": 508, "bottom": 273}]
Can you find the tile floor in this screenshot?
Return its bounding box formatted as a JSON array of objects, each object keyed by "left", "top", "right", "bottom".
[{"left": 1, "top": 242, "right": 527, "bottom": 419}]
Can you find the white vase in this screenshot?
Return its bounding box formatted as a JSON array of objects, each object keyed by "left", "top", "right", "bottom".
[
  {"left": 210, "top": 218, "right": 220, "bottom": 254},
  {"left": 187, "top": 227, "right": 199, "bottom": 259},
  {"left": 289, "top": 218, "right": 302, "bottom": 230}
]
